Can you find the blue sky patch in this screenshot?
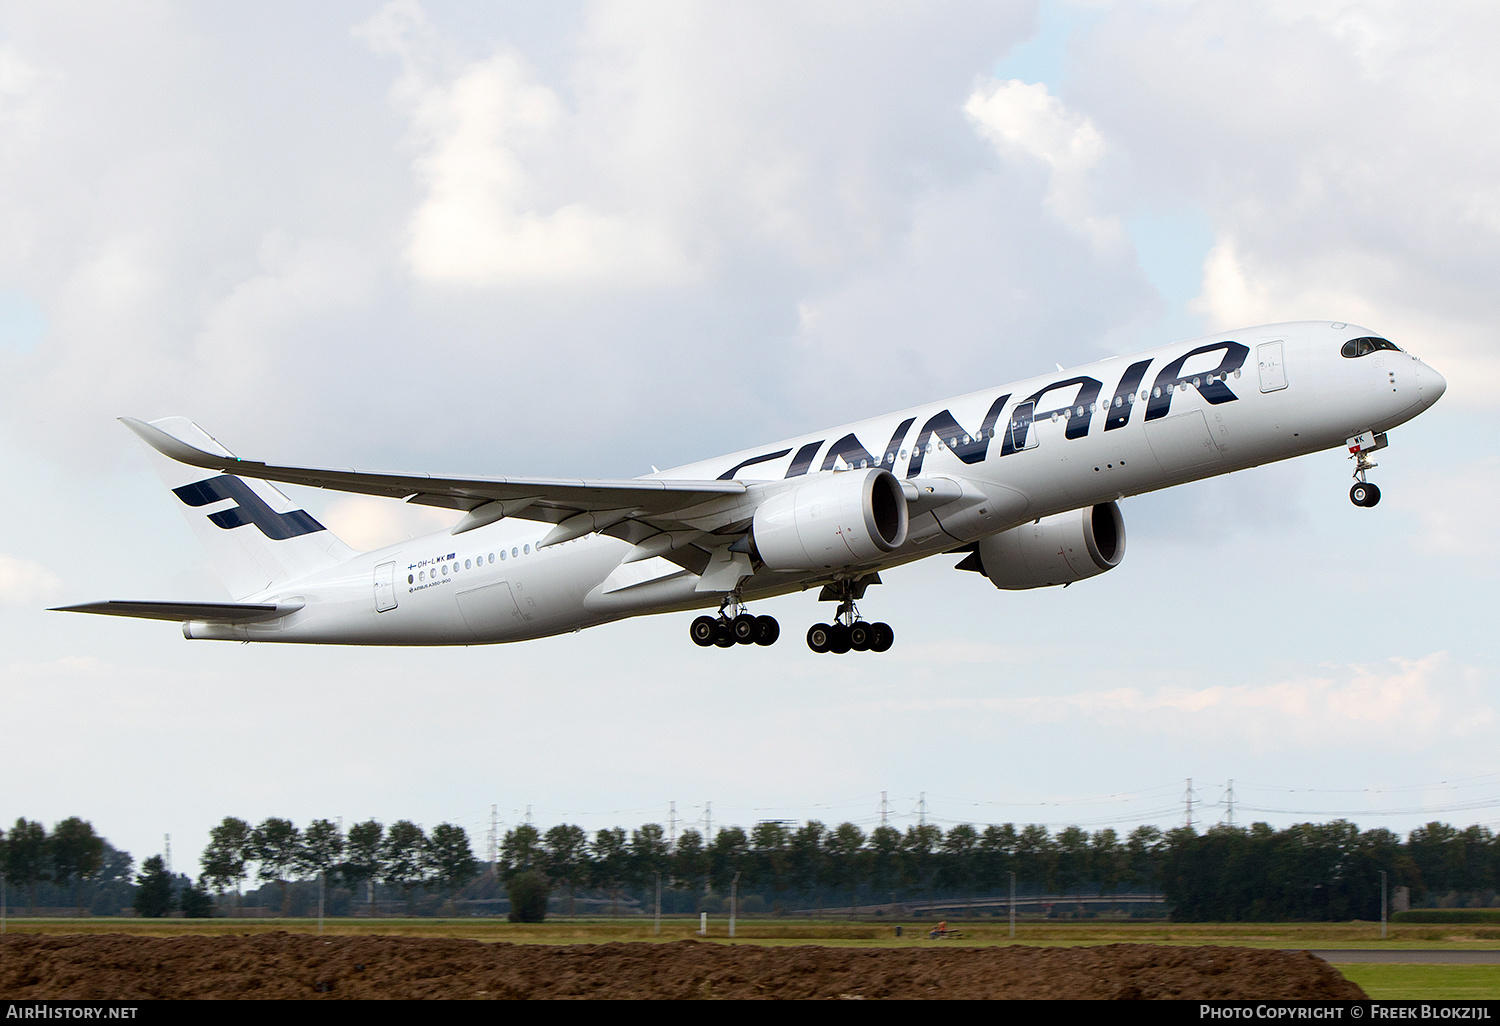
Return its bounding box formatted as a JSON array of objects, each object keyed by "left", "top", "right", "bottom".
[
  {"left": 994, "top": 0, "right": 1099, "bottom": 88},
  {"left": 0, "top": 292, "right": 47, "bottom": 354}
]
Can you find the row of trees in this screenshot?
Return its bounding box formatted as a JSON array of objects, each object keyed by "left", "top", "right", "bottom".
[
  {"left": 0, "top": 817, "right": 202, "bottom": 917},
  {"left": 2, "top": 817, "right": 120, "bottom": 911},
  {"left": 1164, "top": 821, "right": 1497, "bottom": 920},
  {"left": 196, "top": 815, "right": 1500, "bottom": 919},
  {"left": 195, "top": 817, "right": 1172, "bottom": 915},
  {"left": 199, "top": 818, "right": 480, "bottom": 913},
  {"left": 10, "top": 814, "right": 1496, "bottom": 919},
  {"left": 491, "top": 821, "right": 1170, "bottom": 914}
]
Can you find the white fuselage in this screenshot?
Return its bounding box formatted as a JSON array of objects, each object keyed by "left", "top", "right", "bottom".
[{"left": 190, "top": 321, "right": 1444, "bottom": 645}]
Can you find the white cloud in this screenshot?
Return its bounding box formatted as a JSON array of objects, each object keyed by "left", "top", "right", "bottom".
[
  {"left": 887, "top": 637, "right": 1057, "bottom": 668},
  {"left": 0, "top": 2, "right": 1063, "bottom": 466},
  {"left": 965, "top": 78, "right": 1118, "bottom": 247},
  {"left": 364, "top": 3, "right": 690, "bottom": 287},
  {"left": 0, "top": 43, "right": 41, "bottom": 130},
  {"left": 1396, "top": 456, "right": 1500, "bottom": 562},
  {"left": 1189, "top": 237, "right": 1500, "bottom": 403},
  {"left": 402, "top": 53, "right": 690, "bottom": 287},
  {"left": 966, "top": 78, "right": 1103, "bottom": 187},
  {"left": 0, "top": 552, "right": 62, "bottom": 606},
  {"left": 318, "top": 495, "right": 457, "bottom": 552},
  {"left": 1069, "top": 2, "right": 1500, "bottom": 404},
  {"left": 1189, "top": 234, "right": 1406, "bottom": 333},
  {"left": 881, "top": 651, "right": 1487, "bottom": 752},
  {"left": 190, "top": 235, "right": 376, "bottom": 387}
]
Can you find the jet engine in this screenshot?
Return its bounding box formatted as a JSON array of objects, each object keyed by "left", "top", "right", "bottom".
[
  {"left": 969, "top": 501, "right": 1125, "bottom": 589},
  {"left": 751, "top": 469, "right": 909, "bottom": 571}
]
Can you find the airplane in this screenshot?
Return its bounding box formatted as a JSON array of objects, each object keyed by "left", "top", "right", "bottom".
[{"left": 55, "top": 321, "right": 1445, "bottom": 654}]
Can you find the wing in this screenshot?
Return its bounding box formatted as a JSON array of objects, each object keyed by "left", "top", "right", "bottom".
[{"left": 121, "top": 418, "right": 755, "bottom": 568}]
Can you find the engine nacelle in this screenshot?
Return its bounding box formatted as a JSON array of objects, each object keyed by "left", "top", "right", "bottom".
[
  {"left": 752, "top": 469, "right": 909, "bottom": 571},
  {"left": 974, "top": 501, "right": 1125, "bottom": 590}
]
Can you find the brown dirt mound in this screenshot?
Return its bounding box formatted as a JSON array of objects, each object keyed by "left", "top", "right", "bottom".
[{"left": 0, "top": 933, "right": 1367, "bottom": 1000}]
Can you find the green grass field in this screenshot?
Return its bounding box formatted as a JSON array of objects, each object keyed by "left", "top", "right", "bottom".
[
  {"left": 1337, "top": 965, "right": 1499, "bottom": 1000},
  {"left": 3, "top": 917, "right": 1495, "bottom": 998}
]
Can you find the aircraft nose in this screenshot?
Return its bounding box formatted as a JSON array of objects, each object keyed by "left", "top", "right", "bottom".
[{"left": 1419, "top": 361, "right": 1447, "bottom": 404}]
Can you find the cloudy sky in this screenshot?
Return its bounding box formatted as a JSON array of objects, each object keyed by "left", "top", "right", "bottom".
[{"left": 3, "top": 0, "right": 1497, "bottom": 872}]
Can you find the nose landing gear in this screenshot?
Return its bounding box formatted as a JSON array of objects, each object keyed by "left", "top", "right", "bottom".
[{"left": 1347, "top": 431, "right": 1388, "bottom": 507}]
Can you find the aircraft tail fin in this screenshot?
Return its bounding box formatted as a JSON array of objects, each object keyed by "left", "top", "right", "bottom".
[{"left": 126, "top": 417, "right": 357, "bottom": 599}]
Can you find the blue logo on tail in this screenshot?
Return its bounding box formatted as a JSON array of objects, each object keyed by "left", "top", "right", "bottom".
[{"left": 173, "top": 476, "right": 325, "bottom": 540}]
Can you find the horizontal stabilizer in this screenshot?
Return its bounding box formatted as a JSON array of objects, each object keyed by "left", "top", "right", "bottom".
[{"left": 51, "top": 600, "right": 304, "bottom": 623}]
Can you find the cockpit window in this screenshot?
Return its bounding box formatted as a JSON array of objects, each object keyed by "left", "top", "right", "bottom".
[{"left": 1341, "top": 336, "right": 1402, "bottom": 358}]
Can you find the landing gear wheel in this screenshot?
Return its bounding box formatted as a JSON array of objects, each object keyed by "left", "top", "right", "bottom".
[
  {"left": 690, "top": 615, "right": 718, "bottom": 647},
  {"left": 713, "top": 620, "right": 735, "bottom": 648},
  {"left": 827, "top": 623, "right": 852, "bottom": 654},
  {"left": 1350, "top": 482, "right": 1381, "bottom": 507},
  {"left": 731, "top": 613, "right": 758, "bottom": 645},
  {"left": 848, "top": 621, "right": 872, "bottom": 652},
  {"left": 869, "top": 622, "right": 894, "bottom": 653},
  {"left": 807, "top": 623, "right": 832, "bottom": 653},
  {"left": 754, "top": 615, "right": 780, "bottom": 646}
]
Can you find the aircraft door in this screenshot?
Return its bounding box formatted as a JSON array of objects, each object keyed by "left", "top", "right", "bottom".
[
  {"left": 1006, "top": 401, "right": 1038, "bottom": 452},
  {"left": 374, "top": 561, "right": 398, "bottom": 612},
  {"left": 1258, "top": 341, "right": 1287, "bottom": 392}
]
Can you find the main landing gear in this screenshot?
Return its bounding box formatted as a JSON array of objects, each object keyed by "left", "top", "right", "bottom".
[
  {"left": 1347, "top": 430, "right": 1388, "bottom": 507},
  {"left": 689, "top": 596, "right": 780, "bottom": 649},
  {"left": 806, "top": 579, "right": 893, "bottom": 655}
]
